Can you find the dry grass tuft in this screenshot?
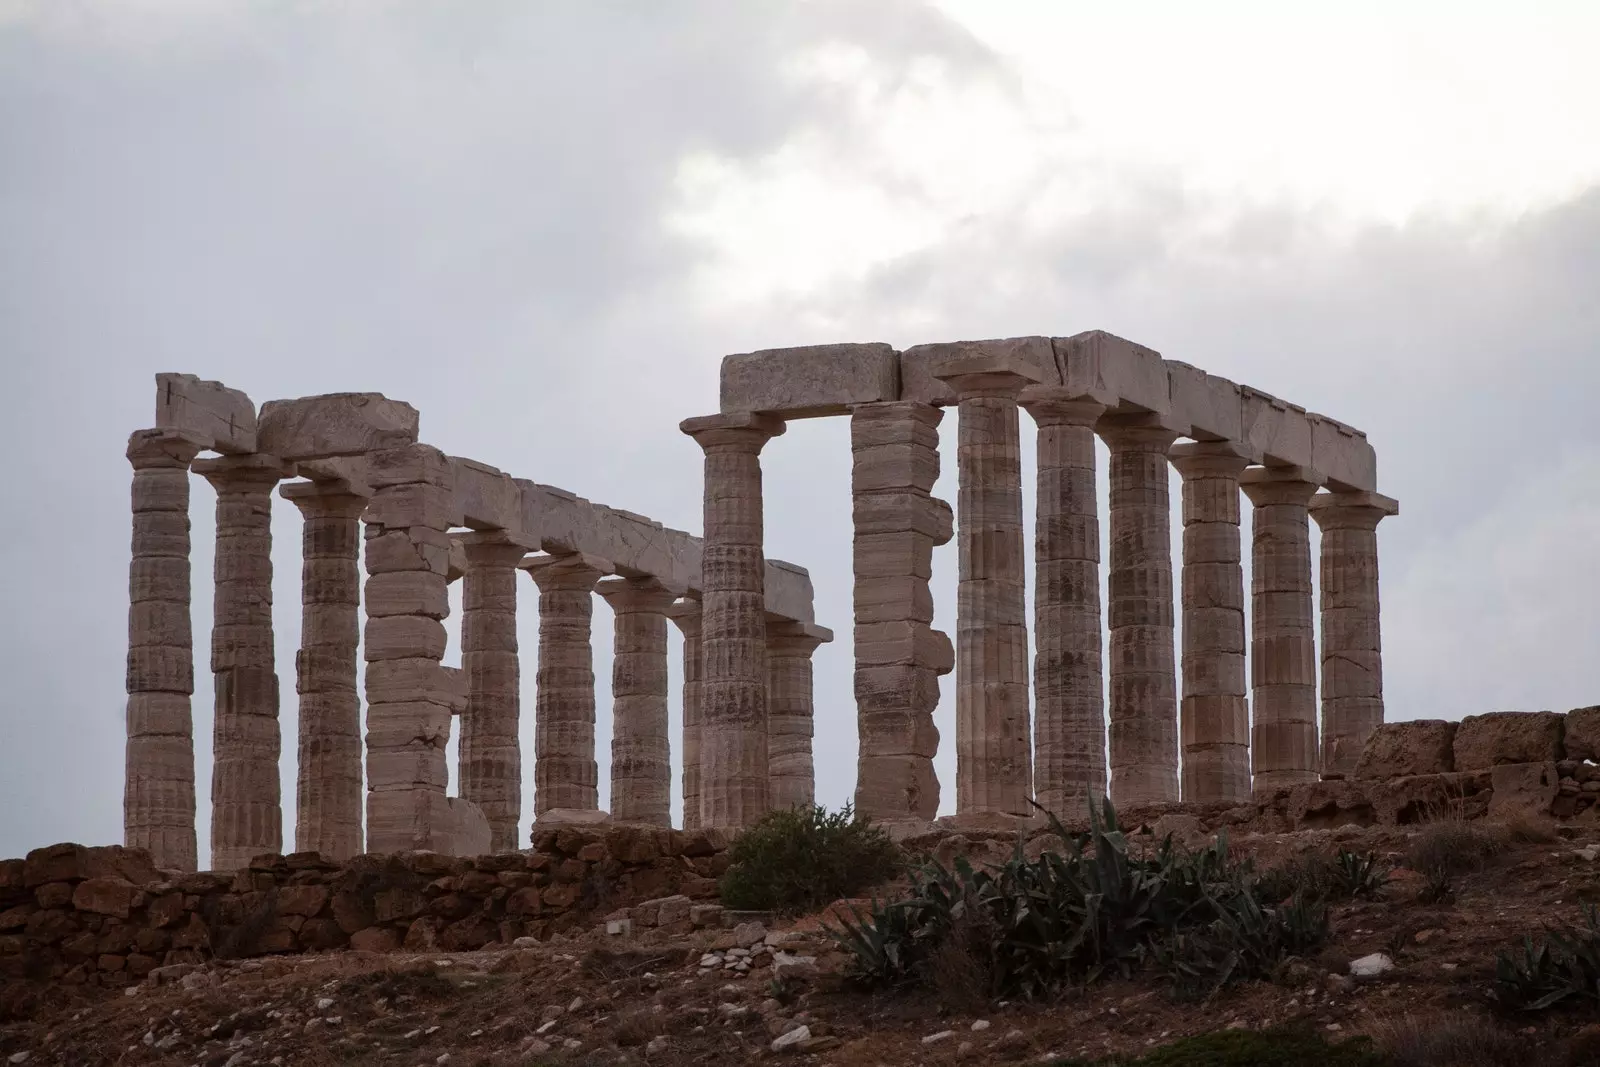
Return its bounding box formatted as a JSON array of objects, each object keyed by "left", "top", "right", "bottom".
[{"left": 1370, "top": 1012, "right": 1525, "bottom": 1067}]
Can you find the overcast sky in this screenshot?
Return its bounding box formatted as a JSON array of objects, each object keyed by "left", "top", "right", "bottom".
[{"left": 3, "top": 1, "right": 1598, "bottom": 864}]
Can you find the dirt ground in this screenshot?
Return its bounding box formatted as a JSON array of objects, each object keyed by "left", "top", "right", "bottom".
[{"left": 6, "top": 823, "right": 1600, "bottom": 1066}]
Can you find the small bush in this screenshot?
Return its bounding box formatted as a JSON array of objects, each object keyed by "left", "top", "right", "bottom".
[
  {"left": 1332, "top": 849, "right": 1391, "bottom": 899},
  {"left": 1408, "top": 819, "right": 1505, "bottom": 885},
  {"left": 1256, "top": 852, "right": 1337, "bottom": 904},
  {"left": 1053, "top": 1026, "right": 1387, "bottom": 1065},
  {"left": 718, "top": 803, "right": 900, "bottom": 914},
  {"left": 1494, "top": 904, "right": 1600, "bottom": 1012},
  {"left": 1372, "top": 1013, "right": 1526, "bottom": 1066}
]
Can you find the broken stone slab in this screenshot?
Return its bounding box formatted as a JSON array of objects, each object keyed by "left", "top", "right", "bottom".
[
  {"left": 1566, "top": 706, "right": 1600, "bottom": 761},
  {"left": 1354, "top": 720, "right": 1457, "bottom": 779},
  {"left": 533, "top": 808, "right": 612, "bottom": 828},
  {"left": 256, "top": 393, "right": 419, "bottom": 461},
  {"left": 899, "top": 336, "right": 1057, "bottom": 405},
  {"left": 1052, "top": 330, "right": 1171, "bottom": 417},
  {"left": 1453, "top": 711, "right": 1565, "bottom": 771},
  {"left": 1240, "top": 387, "right": 1314, "bottom": 470},
  {"left": 366, "top": 790, "right": 490, "bottom": 856},
  {"left": 1166, "top": 361, "right": 1247, "bottom": 445},
  {"left": 155, "top": 373, "right": 256, "bottom": 454},
  {"left": 1487, "top": 761, "right": 1560, "bottom": 823},
  {"left": 1309, "top": 413, "right": 1378, "bottom": 493},
  {"left": 720, "top": 342, "right": 899, "bottom": 418}
]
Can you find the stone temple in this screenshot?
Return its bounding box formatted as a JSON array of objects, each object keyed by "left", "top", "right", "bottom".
[{"left": 123, "top": 332, "right": 1395, "bottom": 871}]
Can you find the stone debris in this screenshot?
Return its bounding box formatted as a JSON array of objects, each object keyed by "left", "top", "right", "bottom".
[
  {"left": 1349, "top": 953, "right": 1395, "bottom": 978},
  {"left": 771, "top": 1024, "right": 811, "bottom": 1052}
]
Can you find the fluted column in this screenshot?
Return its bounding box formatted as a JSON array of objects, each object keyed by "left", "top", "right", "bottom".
[
  {"left": 281, "top": 480, "right": 367, "bottom": 861},
  {"left": 125, "top": 429, "right": 205, "bottom": 872},
  {"left": 666, "top": 599, "right": 704, "bottom": 829},
  {"left": 1021, "top": 389, "right": 1107, "bottom": 813},
  {"left": 194, "top": 454, "right": 292, "bottom": 871},
  {"left": 1098, "top": 418, "right": 1181, "bottom": 807},
  {"left": 936, "top": 360, "right": 1039, "bottom": 816},
  {"left": 1310, "top": 491, "right": 1398, "bottom": 778},
  {"left": 849, "top": 401, "right": 953, "bottom": 822},
  {"left": 1242, "top": 467, "right": 1322, "bottom": 791},
  {"left": 460, "top": 533, "right": 527, "bottom": 850},
  {"left": 680, "top": 413, "right": 785, "bottom": 830},
  {"left": 1170, "top": 444, "right": 1252, "bottom": 803},
  {"left": 768, "top": 621, "right": 831, "bottom": 812},
  {"left": 525, "top": 553, "right": 606, "bottom": 818},
  {"left": 598, "top": 577, "right": 677, "bottom": 826}
]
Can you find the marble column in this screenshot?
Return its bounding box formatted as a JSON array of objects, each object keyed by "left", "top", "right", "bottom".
[
  {"left": 194, "top": 454, "right": 292, "bottom": 871},
  {"left": 1170, "top": 443, "right": 1252, "bottom": 803},
  {"left": 1098, "top": 418, "right": 1181, "bottom": 807},
  {"left": 680, "top": 413, "right": 785, "bottom": 830},
  {"left": 598, "top": 577, "right": 677, "bottom": 826},
  {"left": 666, "top": 599, "right": 704, "bottom": 830},
  {"left": 937, "top": 361, "right": 1039, "bottom": 816},
  {"left": 1310, "top": 491, "right": 1399, "bottom": 779},
  {"left": 459, "top": 532, "right": 527, "bottom": 851},
  {"left": 768, "top": 621, "right": 830, "bottom": 812},
  {"left": 1241, "top": 467, "right": 1322, "bottom": 791},
  {"left": 524, "top": 553, "right": 606, "bottom": 818},
  {"left": 281, "top": 480, "right": 367, "bottom": 861},
  {"left": 1021, "top": 389, "right": 1107, "bottom": 813},
  {"left": 124, "top": 429, "right": 205, "bottom": 872},
  {"left": 849, "top": 401, "right": 952, "bottom": 822}
]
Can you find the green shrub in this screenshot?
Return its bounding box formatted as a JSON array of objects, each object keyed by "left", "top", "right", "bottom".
[
  {"left": 829, "top": 798, "right": 1327, "bottom": 1002},
  {"left": 1053, "top": 1026, "right": 1387, "bottom": 1065},
  {"left": 718, "top": 803, "right": 900, "bottom": 914},
  {"left": 1494, "top": 904, "right": 1600, "bottom": 1012},
  {"left": 1332, "top": 849, "right": 1391, "bottom": 900}
]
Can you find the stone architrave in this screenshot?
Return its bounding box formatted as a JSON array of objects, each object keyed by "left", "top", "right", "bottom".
[
  {"left": 849, "top": 401, "right": 952, "bottom": 822},
  {"left": 281, "top": 480, "right": 368, "bottom": 861},
  {"left": 459, "top": 532, "right": 528, "bottom": 851},
  {"left": 124, "top": 429, "right": 206, "bottom": 872},
  {"left": 524, "top": 553, "right": 608, "bottom": 818},
  {"left": 935, "top": 357, "right": 1041, "bottom": 816},
  {"left": 194, "top": 453, "right": 293, "bottom": 871},
  {"left": 1242, "top": 467, "right": 1323, "bottom": 791},
  {"left": 768, "top": 620, "right": 831, "bottom": 812},
  {"left": 1170, "top": 443, "right": 1252, "bottom": 803},
  {"left": 665, "top": 599, "right": 704, "bottom": 829},
  {"left": 1310, "top": 491, "right": 1398, "bottom": 778},
  {"left": 1097, "top": 417, "right": 1182, "bottom": 807},
  {"left": 598, "top": 576, "right": 677, "bottom": 826},
  {"left": 1021, "top": 389, "right": 1107, "bottom": 814},
  {"left": 680, "top": 412, "right": 786, "bottom": 829}
]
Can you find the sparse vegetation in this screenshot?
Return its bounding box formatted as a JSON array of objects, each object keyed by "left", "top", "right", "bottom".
[
  {"left": 1053, "top": 1026, "right": 1388, "bottom": 1066},
  {"left": 1494, "top": 903, "right": 1600, "bottom": 1012},
  {"left": 1371, "top": 1013, "right": 1527, "bottom": 1066},
  {"left": 1333, "top": 849, "right": 1391, "bottom": 899},
  {"left": 718, "top": 803, "right": 901, "bottom": 914}
]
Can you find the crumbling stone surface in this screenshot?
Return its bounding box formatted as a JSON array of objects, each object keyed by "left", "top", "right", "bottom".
[
  {"left": 1564, "top": 706, "right": 1600, "bottom": 761},
  {"left": 1453, "top": 711, "right": 1565, "bottom": 771},
  {"left": 1354, "top": 720, "right": 1457, "bottom": 779}
]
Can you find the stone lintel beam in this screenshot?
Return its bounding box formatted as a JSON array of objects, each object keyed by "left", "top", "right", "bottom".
[
  {"left": 257, "top": 393, "right": 419, "bottom": 461},
  {"left": 597, "top": 576, "right": 680, "bottom": 826},
  {"left": 901, "top": 336, "right": 1056, "bottom": 406},
  {"left": 720, "top": 342, "right": 900, "bottom": 419},
  {"left": 155, "top": 375, "right": 257, "bottom": 455}
]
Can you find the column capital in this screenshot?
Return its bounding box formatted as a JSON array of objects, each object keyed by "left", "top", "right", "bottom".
[
  {"left": 680, "top": 412, "right": 786, "bottom": 453},
  {"left": 1096, "top": 414, "right": 1181, "bottom": 451},
  {"left": 665, "top": 596, "right": 703, "bottom": 635},
  {"left": 596, "top": 575, "right": 680, "bottom": 615},
  {"left": 1310, "top": 490, "right": 1400, "bottom": 530},
  {"left": 1019, "top": 386, "right": 1106, "bottom": 427},
  {"left": 934, "top": 354, "right": 1042, "bottom": 400},
  {"left": 1241, "top": 465, "right": 1323, "bottom": 508},
  {"left": 193, "top": 453, "right": 294, "bottom": 493},
  {"left": 766, "top": 619, "right": 833, "bottom": 657},
  {"left": 521, "top": 551, "right": 609, "bottom": 591},
  {"left": 459, "top": 530, "right": 535, "bottom": 567},
  {"left": 1169, "top": 440, "right": 1254, "bottom": 480},
  {"left": 279, "top": 479, "right": 369, "bottom": 519},
  {"left": 127, "top": 428, "right": 207, "bottom": 470}
]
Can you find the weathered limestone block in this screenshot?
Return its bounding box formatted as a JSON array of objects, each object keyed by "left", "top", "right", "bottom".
[
  {"left": 525, "top": 553, "right": 608, "bottom": 818},
  {"left": 1308, "top": 414, "right": 1378, "bottom": 493},
  {"left": 1240, "top": 389, "right": 1314, "bottom": 471},
  {"left": 155, "top": 374, "right": 256, "bottom": 454},
  {"left": 363, "top": 615, "right": 448, "bottom": 661},
  {"left": 194, "top": 454, "right": 293, "bottom": 871},
  {"left": 368, "top": 791, "right": 492, "bottom": 857},
  {"left": 598, "top": 577, "right": 677, "bottom": 826},
  {"left": 1053, "top": 331, "right": 1170, "bottom": 418},
  {"left": 1488, "top": 762, "right": 1560, "bottom": 823},
  {"left": 768, "top": 621, "right": 830, "bottom": 812},
  {"left": 281, "top": 480, "right": 367, "bottom": 861},
  {"left": 1454, "top": 712, "right": 1565, "bottom": 771},
  {"left": 449, "top": 458, "right": 526, "bottom": 534},
  {"left": 900, "top": 337, "right": 1056, "bottom": 406},
  {"left": 666, "top": 600, "right": 704, "bottom": 830},
  {"left": 256, "top": 393, "right": 419, "bottom": 461},
  {"left": 1166, "top": 363, "right": 1246, "bottom": 445},
  {"left": 1242, "top": 467, "right": 1321, "bottom": 792},
  {"left": 363, "top": 571, "right": 451, "bottom": 618},
  {"left": 938, "top": 357, "right": 1040, "bottom": 815},
  {"left": 1171, "top": 443, "right": 1252, "bottom": 803},
  {"left": 1022, "top": 388, "right": 1107, "bottom": 813},
  {"left": 720, "top": 342, "right": 900, "bottom": 418},
  {"left": 1565, "top": 706, "right": 1600, "bottom": 762},
  {"left": 363, "top": 526, "right": 453, "bottom": 576},
  {"left": 460, "top": 534, "right": 527, "bottom": 851},
  {"left": 1354, "top": 720, "right": 1458, "bottom": 779},
  {"left": 125, "top": 429, "right": 206, "bottom": 872},
  {"left": 681, "top": 412, "right": 785, "bottom": 829},
  {"left": 1099, "top": 416, "right": 1181, "bottom": 806}
]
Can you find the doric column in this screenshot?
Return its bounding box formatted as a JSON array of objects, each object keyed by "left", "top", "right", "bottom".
[
  {"left": 194, "top": 453, "right": 292, "bottom": 871},
  {"left": 936, "top": 358, "right": 1040, "bottom": 816},
  {"left": 1098, "top": 418, "right": 1181, "bottom": 807},
  {"left": 680, "top": 413, "right": 785, "bottom": 830},
  {"left": 524, "top": 553, "right": 607, "bottom": 819},
  {"left": 768, "top": 621, "right": 831, "bottom": 812},
  {"left": 459, "top": 532, "right": 528, "bottom": 850},
  {"left": 1241, "top": 467, "right": 1322, "bottom": 791},
  {"left": 1170, "top": 443, "right": 1252, "bottom": 803},
  {"left": 849, "top": 401, "right": 952, "bottom": 822},
  {"left": 281, "top": 480, "right": 367, "bottom": 861},
  {"left": 598, "top": 577, "right": 677, "bottom": 826},
  {"left": 1020, "top": 389, "right": 1107, "bottom": 813},
  {"left": 1310, "top": 491, "right": 1399, "bottom": 778},
  {"left": 666, "top": 599, "right": 704, "bottom": 829},
  {"left": 125, "top": 429, "right": 205, "bottom": 872}
]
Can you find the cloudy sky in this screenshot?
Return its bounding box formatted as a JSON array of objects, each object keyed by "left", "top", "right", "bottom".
[{"left": 2, "top": 1, "right": 1597, "bottom": 863}]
